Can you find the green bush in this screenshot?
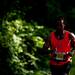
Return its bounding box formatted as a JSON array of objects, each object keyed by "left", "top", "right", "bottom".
[{"left": 0, "top": 10, "right": 53, "bottom": 75}]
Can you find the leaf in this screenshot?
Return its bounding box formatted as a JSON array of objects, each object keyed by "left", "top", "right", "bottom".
[{"left": 25, "top": 52, "right": 39, "bottom": 61}]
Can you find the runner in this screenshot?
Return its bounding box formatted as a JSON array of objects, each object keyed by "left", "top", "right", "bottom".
[{"left": 43, "top": 16, "right": 75, "bottom": 75}]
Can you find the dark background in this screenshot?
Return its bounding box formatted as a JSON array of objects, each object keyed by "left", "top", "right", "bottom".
[{"left": 0, "top": 0, "right": 75, "bottom": 30}]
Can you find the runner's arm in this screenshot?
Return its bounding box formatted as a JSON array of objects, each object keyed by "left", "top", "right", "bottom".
[
  {"left": 69, "top": 32, "right": 75, "bottom": 55},
  {"left": 42, "top": 34, "right": 52, "bottom": 55}
]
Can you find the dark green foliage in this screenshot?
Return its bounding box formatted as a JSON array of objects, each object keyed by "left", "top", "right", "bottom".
[{"left": 0, "top": 10, "right": 53, "bottom": 75}]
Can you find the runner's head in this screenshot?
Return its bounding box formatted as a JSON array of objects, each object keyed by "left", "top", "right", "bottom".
[{"left": 56, "top": 16, "right": 65, "bottom": 32}]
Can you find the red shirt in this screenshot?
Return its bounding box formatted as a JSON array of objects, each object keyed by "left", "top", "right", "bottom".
[{"left": 49, "top": 31, "right": 72, "bottom": 65}]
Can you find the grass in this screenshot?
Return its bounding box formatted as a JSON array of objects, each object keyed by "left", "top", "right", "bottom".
[{"left": 70, "top": 56, "right": 75, "bottom": 75}]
